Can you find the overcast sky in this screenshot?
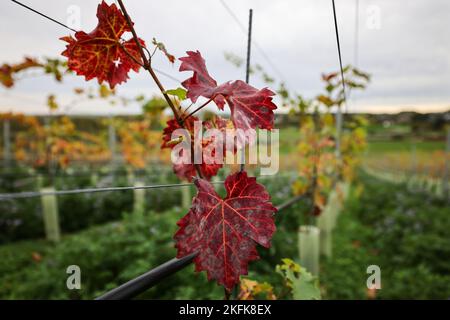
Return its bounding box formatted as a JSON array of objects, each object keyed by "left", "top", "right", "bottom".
[{"left": 0, "top": 0, "right": 449, "bottom": 115}]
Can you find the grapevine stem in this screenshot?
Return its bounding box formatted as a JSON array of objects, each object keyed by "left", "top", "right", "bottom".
[
  {"left": 117, "top": 0, "right": 203, "bottom": 178},
  {"left": 308, "top": 110, "right": 321, "bottom": 225},
  {"left": 224, "top": 288, "right": 231, "bottom": 300},
  {"left": 181, "top": 97, "right": 214, "bottom": 123}
]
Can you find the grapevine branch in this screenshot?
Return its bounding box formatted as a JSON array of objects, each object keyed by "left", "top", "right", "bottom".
[
  {"left": 181, "top": 97, "right": 214, "bottom": 123},
  {"left": 116, "top": 0, "right": 203, "bottom": 178},
  {"left": 11, "top": 0, "right": 77, "bottom": 32},
  {"left": 309, "top": 110, "right": 320, "bottom": 225},
  {"left": 116, "top": 0, "right": 179, "bottom": 121}
]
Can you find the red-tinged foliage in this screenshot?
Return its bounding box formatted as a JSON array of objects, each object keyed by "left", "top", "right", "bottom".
[
  {"left": 152, "top": 38, "right": 176, "bottom": 64},
  {"left": 203, "top": 116, "right": 239, "bottom": 153},
  {"left": 179, "top": 51, "right": 277, "bottom": 131},
  {"left": 173, "top": 160, "right": 222, "bottom": 182},
  {"left": 179, "top": 51, "right": 223, "bottom": 106},
  {"left": 60, "top": 1, "right": 145, "bottom": 89},
  {"left": 311, "top": 205, "right": 322, "bottom": 217},
  {"left": 174, "top": 171, "right": 277, "bottom": 290},
  {"left": 0, "top": 57, "right": 42, "bottom": 88},
  {"left": 322, "top": 72, "right": 338, "bottom": 82},
  {"left": 161, "top": 116, "right": 223, "bottom": 181},
  {"left": 52, "top": 1, "right": 280, "bottom": 293},
  {"left": 223, "top": 80, "right": 277, "bottom": 131},
  {"left": 161, "top": 117, "right": 198, "bottom": 149}
]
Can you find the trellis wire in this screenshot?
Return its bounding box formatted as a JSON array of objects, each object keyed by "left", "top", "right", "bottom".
[
  {"left": 9, "top": 0, "right": 180, "bottom": 83},
  {"left": 0, "top": 169, "right": 168, "bottom": 180},
  {"left": 11, "top": 0, "right": 77, "bottom": 32},
  {"left": 245, "top": 9, "right": 253, "bottom": 85},
  {"left": 218, "top": 0, "right": 289, "bottom": 87},
  {"left": 331, "top": 0, "right": 348, "bottom": 160},
  {"left": 240, "top": 8, "right": 253, "bottom": 173},
  {"left": 443, "top": 129, "right": 450, "bottom": 198},
  {"left": 0, "top": 181, "right": 210, "bottom": 200},
  {"left": 0, "top": 172, "right": 297, "bottom": 200}
]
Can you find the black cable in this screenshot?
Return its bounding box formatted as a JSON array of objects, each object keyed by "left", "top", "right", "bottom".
[
  {"left": 245, "top": 9, "right": 253, "bottom": 85},
  {"left": 0, "top": 181, "right": 224, "bottom": 200},
  {"left": 240, "top": 9, "right": 253, "bottom": 173},
  {"left": 0, "top": 172, "right": 298, "bottom": 200},
  {"left": 332, "top": 0, "right": 348, "bottom": 105},
  {"left": 11, "top": 0, "right": 77, "bottom": 32},
  {"left": 95, "top": 189, "right": 307, "bottom": 300},
  {"left": 153, "top": 68, "right": 181, "bottom": 83},
  {"left": 218, "top": 0, "right": 288, "bottom": 86},
  {"left": 95, "top": 252, "right": 198, "bottom": 300},
  {"left": 331, "top": 0, "right": 348, "bottom": 160},
  {"left": 10, "top": 0, "right": 181, "bottom": 94}
]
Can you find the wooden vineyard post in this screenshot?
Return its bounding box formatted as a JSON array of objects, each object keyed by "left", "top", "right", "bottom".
[
  {"left": 133, "top": 181, "right": 145, "bottom": 215},
  {"left": 298, "top": 225, "right": 320, "bottom": 276},
  {"left": 317, "top": 207, "right": 333, "bottom": 258},
  {"left": 127, "top": 168, "right": 135, "bottom": 185},
  {"left": 36, "top": 174, "right": 44, "bottom": 190},
  {"left": 443, "top": 129, "right": 450, "bottom": 199},
  {"left": 409, "top": 144, "right": 419, "bottom": 192},
  {"left": 41, "top": 187, "right": 61, "bottom": 242},
  {"left": 317, "top": 189, "right": 340, "bottom": 258},
  {"left": 90, "top": 173, "right": 99, "bottom": 187},
  {"left": 181, "top": 185, "right": 191, "bottom": 210}
]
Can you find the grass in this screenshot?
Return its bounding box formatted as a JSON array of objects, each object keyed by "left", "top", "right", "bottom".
[
  {"left": 366, "top": 140, "right": 445, "bottom": 155},
  {"left": 321, "top": 172, "right": 450, "bottom": 299}
]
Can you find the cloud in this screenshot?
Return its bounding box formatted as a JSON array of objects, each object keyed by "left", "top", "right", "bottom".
[{"left": 1, "top": 0, "right": 449, "bottom": 114}]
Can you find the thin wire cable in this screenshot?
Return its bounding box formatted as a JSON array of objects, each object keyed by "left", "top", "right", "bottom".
[
  {"left": 218, "top": 0, "right": 288, "bottom": 86},
  {"left": 11, "top": 0, "right": 77, "bottom": 32},
  {"left": 153, "top": 68, "right": 181, "bottom": 83},
  {"left": 0, "top": 172, "right": 296, "bottom": 200},
  {"left": 10, "top": 0, "right": 282, "bottom": 91},
  {"left": 0, "top": 181, "right": 224, "bottom": 200},
  {"left": 11, "top": 0, "right": 180, "bottom": 85},
  {"left": 331, "top": 0, "right": 348, "bottom": 159},
  {"left": 332, "top": 0, "right": 348, "bottom": 109},
  {"left": 240, "top": 9, "right": 253, "bottom": 173},
  {"left": 245, "top": 9, "right": 253, "bottom": 85}
]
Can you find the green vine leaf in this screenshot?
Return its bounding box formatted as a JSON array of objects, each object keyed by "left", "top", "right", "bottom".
[
  {"left": 165, "top": 87, "right": 187, "bottom": 101},
  {"left": 276, "top": 258, "right": 321, "bottom": 300}
]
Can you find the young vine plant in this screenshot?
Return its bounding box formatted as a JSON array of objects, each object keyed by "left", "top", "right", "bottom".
[{"left": 59, "top": 1, "right": 279, "bottom": 293}]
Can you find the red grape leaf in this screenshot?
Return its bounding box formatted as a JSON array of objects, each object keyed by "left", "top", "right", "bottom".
[
  {"left": 223, "top": 80, "right": 277, "bottom": 131},
  {"left": 161, "top": 117, "right": 222, "bottom": 181},
  {"left": 203, "top": 116, "right": 238, "bottom": 153},
  {"left": 322, "top": 72, "right": 339, "bottom": 82},
  {"left": 60, "top": 1, "right": 145, "bottom": 89},
  {"left": 174, "top": 171, "right": 277, "bottom": 290},
  {"left": 179, "top": 51, "right": 222, "bottom": 106},
  {"left": 179, "top": 51, "right": 277, "bottom": 131}
]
